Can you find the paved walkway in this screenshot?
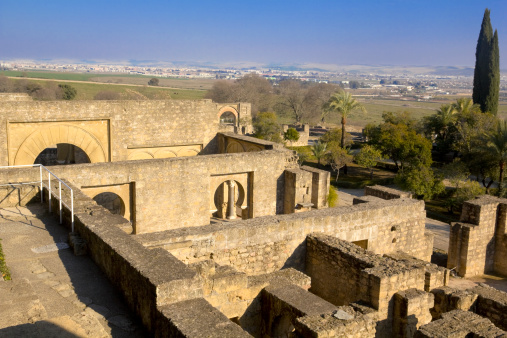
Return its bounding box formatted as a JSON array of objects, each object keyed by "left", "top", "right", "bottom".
[{"left": 0, "top": 204, "right": 146, "bottom": 337}]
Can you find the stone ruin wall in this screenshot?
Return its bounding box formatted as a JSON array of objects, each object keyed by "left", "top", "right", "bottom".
[
  {"left": 135, "top": 196, "right": 431, "bottom": 276},
  {"left": 448, "top": 195, "right": 507, "bottom": 277},
  {"left": 0, "top": 148, "right": 295, "bottom": 234},
  {"left": 2, "top": 182, "right": 507, "bottom": 337},
  {"left": 364, "top": 185, "right": 413, "bottom": 200},
  {"left": 0, "top": 99, "right": 251, "bottom": 165}
]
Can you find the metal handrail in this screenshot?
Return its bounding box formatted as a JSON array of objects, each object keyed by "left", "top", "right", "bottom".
[{"left": 0, "top": 164, "right": 74, "bottom": 232}]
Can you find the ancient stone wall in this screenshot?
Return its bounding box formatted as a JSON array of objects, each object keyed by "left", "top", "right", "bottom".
[
  {"left": 0, "top": 148, "right": 294, "bottom": 233},
  {"left": 305, "top": 234, "right": 445, "bottom": 337},
  {"left": 39, "top": 182, "right": 212, "bottom": 336},
  {"left": 415, "top": 310, "right": 507, "bottom": 337},
  {"left": 365, "top": 185, "right": 412, "bottom": 199},
  {"left": 135, "top": 197, "right": 431, "bottom": 276},
  {"left": 431, "top": 285, "right": 507, "bottom": 331},
  {"left": 217, "top": 132, "right": 284, "bottom": 153},
  {"left": 447, "top": 195, "right": 507, "bottom": 277},
  {"left": 0, "top": 99, "right": 251, "bottom": 165}
]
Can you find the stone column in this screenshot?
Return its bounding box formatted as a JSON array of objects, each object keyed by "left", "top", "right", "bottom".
[{"left": 227, "top": 180, "right": 236, "bottom": 220}]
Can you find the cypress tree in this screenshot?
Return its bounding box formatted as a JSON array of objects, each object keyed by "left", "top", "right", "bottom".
[
  {"left": 486, "top": 30, "right": 500, "bottom": 115},
  {"left": 472, "top": 8, "right": 500, "bottom": 115}
]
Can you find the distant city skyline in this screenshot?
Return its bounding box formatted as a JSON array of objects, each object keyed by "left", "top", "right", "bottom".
[{"left": 1, "top": 0, "right": 506, "bottom": 68}]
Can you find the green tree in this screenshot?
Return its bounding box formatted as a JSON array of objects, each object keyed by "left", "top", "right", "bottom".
[
  {"left": 311, "top": 141, "right": 327, "bottom": 168},
  {"left": 148, "top": 78, "right": 159, "bottom": 86},
  {"left": 395, "top": 165, "right": 444, "bottom": 200},
  {"left": 376, "top": 123, "right": 432, "bottom": 171},
  {"left": 253, "top": 112, "right": 282, "bottom": 143},
  {"left": 472, "top": 8, "right": 500, "bottom": 115},
  {"left": 326, "top": 144, "right": 353, "bottom": 181},
  {"left": 58, "top": 84, "right": 77, "bottom": 100},
  {"left": 320, "top": 128, "right": 353, "bottom": 148},
  {"left": 284, "top": 128, "right": 300, "bottom": 142},
  {"left": 485, "top": 120, "right": 507, "bottom": 196},
  {"left": 355, "top": 145, "right": 383, "bottom": 179},
  {"left": 326, "top": 91, "right": 366, "bottom": 148}
]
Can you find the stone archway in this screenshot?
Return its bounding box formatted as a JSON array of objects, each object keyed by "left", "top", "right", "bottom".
[{"left": 13, "top": 124, "right": 107, "bottom": 165}]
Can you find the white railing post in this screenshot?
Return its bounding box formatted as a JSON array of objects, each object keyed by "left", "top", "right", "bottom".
[
  {"left": 59, "top": 181, "right": 62, "bottom": 224},
  {"left": 48, "top": 171, "right": 51, "bottom": 213},
  {"left": 39, "top": 165, "right": 43, "bottom": 203},
  {"left": 71, "top": 189, "right": 74, "bottom": 233}
]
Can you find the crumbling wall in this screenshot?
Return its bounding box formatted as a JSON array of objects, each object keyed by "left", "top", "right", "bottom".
[
  {"left": 431, "top": 285, "right": 507, "bottom": 331},
  {"left": 447, "top": 195, "right": 507, "bottom": 277},
  {"left": 38, "top": 182, "right": 258, "bottom": 337},
  {"left": 305, "top": 234, "right": 444, "bottom": 337},
  {"left": 135, "top": 197, "right": 430, "bottom": 275},
  {"left": 415, "top": 310, "right": 507, "bottom": 337}
]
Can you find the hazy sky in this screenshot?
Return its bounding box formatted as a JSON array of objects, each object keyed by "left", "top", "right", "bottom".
[{"left": 1, "top": 0, "right": 506, "bottom": 67}]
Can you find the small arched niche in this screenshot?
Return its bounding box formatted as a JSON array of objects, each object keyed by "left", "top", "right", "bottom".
[{"left": 93, "top": 192, "right": 126, "bottom": 217}]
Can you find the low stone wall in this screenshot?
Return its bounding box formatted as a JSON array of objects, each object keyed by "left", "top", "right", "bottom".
[
  {"left": 294, "top": 304, "right": 378, "bottom": 338},
  {"left": 365, "top": 185, "right": 412, "bottom": 199},
  {"left": 217, "top": 132, "right": 285, "bottom": 153},
  {"left": 135, "top": 197, "right": 430, "bottom": 276},
  {"left": 157, "top": 298, "right": 250, "bottom": 338},
  {"left": 415, "top": 310, "right": 506, "bottom": 337},
  {"left": 431, "top": 285, "right": 507, "bottom": 331},
  {"left": 0, "top": 184, "right": 40, "bottom": 207},
  {"left": 261, "top": 282, "right": 337, "bottom": 337}
]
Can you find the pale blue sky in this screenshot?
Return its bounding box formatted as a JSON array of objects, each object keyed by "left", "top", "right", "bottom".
[{"left": 1, "top": 0, "right": 505, "bottom": 67}]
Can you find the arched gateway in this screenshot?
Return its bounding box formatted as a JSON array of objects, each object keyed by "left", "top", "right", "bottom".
[{"left": 13, "top": 124, "right": 107, "bottom": 165}]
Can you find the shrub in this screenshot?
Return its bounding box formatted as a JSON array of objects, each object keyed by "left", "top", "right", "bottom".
[{"left": 327, "top": 186, "right": 339, "bottom": 207}]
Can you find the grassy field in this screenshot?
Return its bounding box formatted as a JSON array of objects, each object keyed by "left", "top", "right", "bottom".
[
  {"left": 7, "top": 78, "right": 206, "bottom": 100},
  {"left": 89, "top": 76, "right": 217, "bottom": 90},
  {"left": 0, "top": 70, "right": 217, "bottom": 90},
  {"left": 346, "top": 96, "right": 507, "bottom": 128}
]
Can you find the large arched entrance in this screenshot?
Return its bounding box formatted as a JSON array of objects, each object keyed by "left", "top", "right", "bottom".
[
  {"left": 34, "top": 143, "right": 91, "bottom": 166},
  {"left": 12, "top": 124, "right": 107, "bottom": 165}
]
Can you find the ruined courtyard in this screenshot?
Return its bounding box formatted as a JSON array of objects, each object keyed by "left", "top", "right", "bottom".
[{"left": 0, "top": 94, "right": 506, "bottom": 337}]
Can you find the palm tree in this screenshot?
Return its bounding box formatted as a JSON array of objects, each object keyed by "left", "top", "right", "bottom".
[
  {"left": 311, "top": 141, "right": 327, "bottom": 168},
  {"left": 452, "top": 97, "right": 478, "bottom": 115},
  {"left": 485, "top": 120, "right": 507, "bottom": 196},
  {"left": 435, "top": 104, "right": 457, "bottom": 142},
  {"left": 327, "top": 92, "right": 366, "bottom": 148}
]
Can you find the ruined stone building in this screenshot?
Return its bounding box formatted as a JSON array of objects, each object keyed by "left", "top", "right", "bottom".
[{"left": 0, "top": 94, "right": 506, "bottom": 337}]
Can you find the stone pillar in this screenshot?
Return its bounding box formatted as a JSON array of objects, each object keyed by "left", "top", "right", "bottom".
[{"left": 227, "top": 180, "right": 236, "bottom": 220}]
